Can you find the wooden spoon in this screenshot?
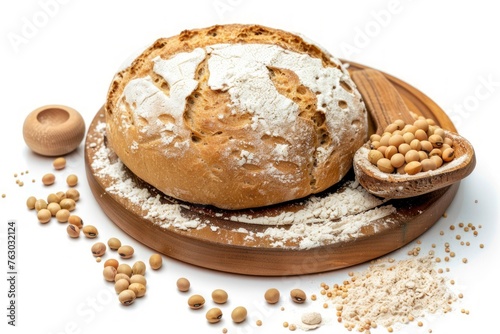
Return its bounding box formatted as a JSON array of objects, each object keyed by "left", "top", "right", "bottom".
[{"left": 351, "top": 68, "right": 476, "bottom": 199}]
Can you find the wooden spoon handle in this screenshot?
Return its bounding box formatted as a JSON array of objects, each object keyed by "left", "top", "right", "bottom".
[{"left": 351, "top": 68, "right": 415, "bottom": 134}]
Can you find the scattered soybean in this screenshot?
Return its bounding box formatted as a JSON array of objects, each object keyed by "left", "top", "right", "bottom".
[
  {"left": 26, "top": 196, "right": 37, "bottom": 210},
  {"left": 66, "top": 174, "right": 78, "bottom": 187},
  {"left": 132, "top": 261, "right": 146, "bottom": 275},
  {"left": 212, "top": 289, "right": 228, "bottom": 304},
  {"left": 66, "top": 224, "right": 80, "bottom": 238},
  {"left": 114, "top": 279, "right": 130, "bottom": 294},
  {"left": 117, "top": 263, "right": 132, "bottom": 277},
  {"left": 118, "top": 245, "right": 134, "bottom": 259},
  {"left": 82, "top": 225, "right": 98, "bottom": 238},
  {"left": 103, "top": 266, "right": 117, "bottom": 282},
  {"left": 107, "top": 237, "right": 121, "bottom": 250},
  {"left": 118, "top": 289, "right": 136, "bottom": 306},
  {"left": 37, "top": 209, "right": 52, "bottom": 223},
  {"left": 42, "top": 173, "right": 55, "bottom": 186},
  {"left": 265, "top": 288, "right": 280, "bottom": 304},
  {"left": 68, "top": 215, "right": 83, "bottom": 228},
  {"left": 149, "top": 253, "right": 162, "bottom": 270},
  {"left": 231, "top": 306, "right": 247, "bottom": 323},
  {"left": 206, "top": 308, "right": 223, "bottom": 323},
  {"left": 91, "top": 242, "right": 107, "bottom": 257},
  {"left": 128, "top": 283, "right": 146, "bottom": 298},
  {"left": 188, "top": 294, "right": 205, "bottom": 309},
  {"left": 52, "top": 157, "right": 66, "bottom": 170},
  {"left": 55, "top": 209, "right": 70, "bottom": 223},
  {"left": 177, "top": 277, "right": 190, "bottom": 292},
  {"left": 104, "top": 258, "right": 119, "bottom": 269},
  {"left": 130, "top": 275, "right": 147, "bottom": 286},
  {"left": 290, "top": 289, "right": 307, "bottom": 304}
]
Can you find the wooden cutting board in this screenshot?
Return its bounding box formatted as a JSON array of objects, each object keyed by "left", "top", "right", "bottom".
[{"left": 84, "top": 61, "right": 459, "bottom": 276}]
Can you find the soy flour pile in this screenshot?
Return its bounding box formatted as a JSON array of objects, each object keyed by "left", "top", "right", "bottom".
[{"left": 327, "top": 255, "right": 456, "bottom": 332}]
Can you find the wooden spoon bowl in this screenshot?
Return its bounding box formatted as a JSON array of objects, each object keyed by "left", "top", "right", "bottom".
[{"left": 352, "top": 68, "right": 476, "bottom": 199}]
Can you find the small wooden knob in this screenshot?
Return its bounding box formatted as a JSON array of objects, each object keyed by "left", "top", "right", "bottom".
[{"left": 23, "top": 105, "right": 86, "bottom": 156}]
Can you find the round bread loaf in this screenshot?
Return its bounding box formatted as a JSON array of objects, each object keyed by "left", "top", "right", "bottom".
[{"left": 105, "top": 24, "right": 367, "bottom": 210}]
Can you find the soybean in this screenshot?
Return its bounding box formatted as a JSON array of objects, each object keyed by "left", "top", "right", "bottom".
[
  {"left": 66, "top": 188, "right": 80, "bottom": 201},
  {"left": 128, "top": 283, "right": 146, "bottom": 298},
  {"left": 37, "top": 209, "right": 52, "bottom": 223},
  {"left": 47, "top": 193, "right": 60, "bottom": 204},
  {"left": 56, "top": 209, "right": 70, "bottom": 223},
  {"left": 177, "top": 277, "right": 190, "bottom": 292},
  {"left": 35, "top": 198, "right": 48, "bottom": 211},
  {"left": 149, "top": 253, "right": 162, "bottom": 270},
  {"left": 118, "top": 290, "right": 136, "bottom": 306},
  {"left": 107, "top": 237, "right": 121, "bottom": 250},
  {"left": 114, "top": 279, "right": 130, "bottom": 294},
  {"left": 46, "top": 192, "right": 60, "bottom": 204},
  {"left": 118, "top": 245, "right": 134, "bottom": 259},
  {"left": 47, "top": 202, "right": 61, "bottom": 216},
  {"left": 408, "top": 140, "right": 420, "bottom": 151},
  {"left": 66, "top": 174, "right": 78, "bottom": 187},
  {"left": 68, "top": 215, "right": 83, "bottom": 228},
  {"left": 103, "top": 266, "right": 117, "bottom": 282},
  {"left": 45, "top": 194, "right": 57, "bottom": 205},
  {"left": 212, "top": 289, "right": 228, "bottom": 304},
  {"left": 430, "top": 155, "right": 444, "bottom": 168},
  {"left": 418, "top": 150, "right": 428, "bottom": 161},
  {"left": 264, "top": 288, "right": 280, "bottom": 304},
  {"left": 377, "top": 158, "right": 394, "bottom": 173},
  {"left": 429, "top": 148, "right": 442, "bottom": 157},
  {"left": 415, "top": 129, "right": 427, "bottom": 141},
  {"left": 130, "top": 275, "right": 147, "bottom": 286},
  {"left": 67, "top": 224, "right": 80, "bottom": 238},
  {"left": 60, "top": 198, "right": 76, "bottom": 211},
  {"left": 390, "top": 153, "right": 405, "bottom": 168},
  {"left": 52, "top": 157, "right": 66, "bottom": 170},
  {"left": 26, "top": 196, "right": 37, "bottom": 210},
  {"left": 188, "top": 294, "right": 205, "bottom": 309},
  {"left": 290, "top": 289, "right": 307, "bottom": 304},
  {"left": 368, "top": 150, "right": 383, "bottom": 165},
  {"left": 55, "top": 191, "right": 66, "bottom": 202},
  {"left": 132, "top": 261, "right": 146, "bottom": 275},
  {"left": 104, "top": 258, "right": 119, "bottom": 269},
  {"left": 82, "top": 225, "right": 98, "bottom": 238},
  {"left": 206, "top": 308, "right": 223, "bottom": 323},
  {"left": 442, "top": 147, "right": 455, "bottom": 162},
  {"left": 405, "top": 161, "right": 423, "bottom": 175},
  {"left": 117, "top": 263, "right": 132, "bottom": 277},
  {"left": 405, "top": 150, "right": 420, "bottom": 163},
  {"left": 420, "top": 140, "right": 433, "bottom": 152},
  {"left": 91, "top": 242, "right": 107, "bottom": 257},
  {"left": 421, "top": 159, "right": 437, "bottom": 172},
  {"left": 384, "top": 145, "right": 398, "bottom": 159},
  {"left": 414, "top": 119, "right": 429, "bottom": 132},
  {"left": 231, "top": 306, "right": 247, "bottom": 323},
  {"left": 42, "top": 173, "right": 55, "bottom": 186},
  {"left": 429, "top": 134, "right": 443, "bottom": 148},
  {"left": 114, "top": 273, "right": 131, "bottom": 283}
]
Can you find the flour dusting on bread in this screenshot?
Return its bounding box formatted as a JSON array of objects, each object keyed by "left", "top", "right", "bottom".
[{"left": 105, "top": 24, "right": 367, "bottom": 209}]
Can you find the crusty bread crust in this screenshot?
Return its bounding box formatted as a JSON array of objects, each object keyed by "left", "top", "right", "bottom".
[{"left": 105, "top": 24, "right": 367, "bottom": 210}]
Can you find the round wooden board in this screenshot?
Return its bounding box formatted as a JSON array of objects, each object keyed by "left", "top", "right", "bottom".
[{"left": 85, "top": 61, "right": 459, "bottom": 276}]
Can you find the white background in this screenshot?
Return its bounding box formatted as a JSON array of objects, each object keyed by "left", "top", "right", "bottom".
[{"left": 1, "top": 0, "right": 499, "bottom": 333}]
